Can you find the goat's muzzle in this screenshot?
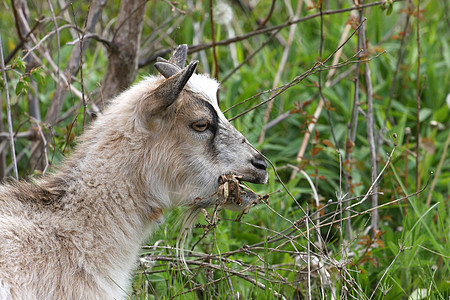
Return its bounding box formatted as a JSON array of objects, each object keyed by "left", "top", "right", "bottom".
[
  {"left": 242, "top": 154, "right": 268, "bottom": 184},
  {"left": 251, "top": 155, "right": 267, "bottom": 171}
]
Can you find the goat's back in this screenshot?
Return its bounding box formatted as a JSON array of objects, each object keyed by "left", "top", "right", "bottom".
[{"left": 0, "top": 178, "right": 132, "bottom": 299}]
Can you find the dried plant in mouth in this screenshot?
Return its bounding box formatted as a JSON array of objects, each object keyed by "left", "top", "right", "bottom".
[
  {"left": 217, "top": 173, "right": 268, "bottom": 217},
  {"left": 182, "top": 174, "right": 268, "bottom": 256},
  {"left": 179, "top": 174, "right": 267, "bottom": 251}
]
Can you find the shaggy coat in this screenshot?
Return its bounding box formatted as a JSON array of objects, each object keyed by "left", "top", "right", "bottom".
[{"left": 0, "top": 46, "right": 267, "bottom": 299}]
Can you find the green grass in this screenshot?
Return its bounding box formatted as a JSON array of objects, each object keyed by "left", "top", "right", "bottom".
[{"left": 1, "top": 0, "right": 449, "bottom": 299}]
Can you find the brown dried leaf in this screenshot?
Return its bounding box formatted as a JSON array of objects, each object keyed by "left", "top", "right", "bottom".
[
  {"left": 323, "top": 139, "right": 334, "bottom": 149},
  {"left": 310, "top": 147, "right": 323, "bottom": 157}
]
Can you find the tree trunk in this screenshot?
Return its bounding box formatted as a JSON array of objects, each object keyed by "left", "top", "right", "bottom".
[{"left": 99, "top": 0, "right": 148, "bottom": 106}]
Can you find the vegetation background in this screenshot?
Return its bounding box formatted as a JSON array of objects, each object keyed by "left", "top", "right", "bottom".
[{"left": 0, "top": 0, "right": 449, "bottom": 299}]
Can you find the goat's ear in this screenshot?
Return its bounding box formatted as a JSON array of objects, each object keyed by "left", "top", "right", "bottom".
[
  {"left": 147, "top": 61, "right": 198, "bottom": 113},
  {"left": 154, "top": 61, "right": 181, "bottom": 79}
]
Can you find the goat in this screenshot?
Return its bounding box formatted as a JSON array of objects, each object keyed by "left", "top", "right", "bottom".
[{"left": 0, "top": 45, "right": 268, "bottom": 299}]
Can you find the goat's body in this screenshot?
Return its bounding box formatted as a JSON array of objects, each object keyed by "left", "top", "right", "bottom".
[
  {"left": 0, "top": 155, "right": 161, "bottom": 299},
  {"left": 0, "top": 78, "right": 171, "bottom": 299},
  {"left": 0, "top": 47, "right": 267, "bottom": 299}
]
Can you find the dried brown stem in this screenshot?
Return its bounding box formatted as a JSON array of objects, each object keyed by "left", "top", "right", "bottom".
[
  {"left": 227, "top": 42, "right": 380, "bottom": 122},
  {"left": 28, "top": 0, "right": 105, "bottom": 171},
  {"left": 66, "top": 33, "right": 112, "bottom": 49},
  {"left": 46, "top": 0, "right": 60, "bottom": 81},
  {"left": 359, "top": 1, "right": 379, "bottom": 232},
  {"left": 315, "top": 172, "right": 430, "bottom": 229},
  {"left": 404, "top": 127, "right": 411, "bottom": 214},
  {"left": 415, "top": 0, "right": 421, "bottom": 192},
  {"left": 151, "top": 255, "right": 288, "bottom": 300},
  {"left": 209, "top": 0, "right": 219, "bottom": 81},
  {"left": 343, "top": 7, "right": 364, "bottom": 240},
  {"left": 257, "top": 0, "right": 277, "bottom": 30},
  {"left": 137, "top": 1, "right": 403, "bottom": 68}
]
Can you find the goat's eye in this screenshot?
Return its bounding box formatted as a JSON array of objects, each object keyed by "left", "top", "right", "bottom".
[{"left": 192, "top": 120, "right": 209, "bottom": 132}]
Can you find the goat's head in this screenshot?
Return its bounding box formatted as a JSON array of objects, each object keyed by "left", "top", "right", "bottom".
[{"left": 134, "top": 45, "right": 267, "bottom": 211}]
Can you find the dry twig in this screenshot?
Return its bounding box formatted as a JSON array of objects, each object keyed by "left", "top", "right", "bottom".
[
  {"left": 0, "top": 35, "right": 19, "bottom": 179},
  {"left": 415, "top": 0, "right": 421, "bottom": 192}
]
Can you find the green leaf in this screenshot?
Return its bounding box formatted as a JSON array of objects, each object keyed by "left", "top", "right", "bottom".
[
  {"left": 380, "top": 1, "right": 393, "bottom": 16},
  {"left": 11, "top": 57, "right": 26, "bottom": 72},
  {"left": 15, "top": 81, "right": 25, "bottom": 95},
  {"left": 16, "top": 81, "right": 26, "bottom": 95},
  {"left": 15, "top": 77, "right": 31, "bottom": 95},
  {"left": 386, "top": 3, "right": 393, "bottom": 16},
  {"left": 31, "top": 66, "right": 45, "bottom": 85},
  {"left": 192, "top": 10, "right": 203, "bottom": 22}
]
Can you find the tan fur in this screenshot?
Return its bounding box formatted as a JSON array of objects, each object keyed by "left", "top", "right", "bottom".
[{"left": 0, "top": 68, "right": 267, "bottom": 299}]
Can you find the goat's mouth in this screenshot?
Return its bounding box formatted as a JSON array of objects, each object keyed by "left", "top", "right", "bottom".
[
  {"left": 239, "top": 173, "right": 268, "bottom": 184},
  {"left": 217, "top": 174, "right": 267, "bottom": 212}
]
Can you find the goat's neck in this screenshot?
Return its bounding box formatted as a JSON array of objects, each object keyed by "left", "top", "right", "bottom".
[{"left": 47, "top": 144, "right": 163, "bottom": 292}]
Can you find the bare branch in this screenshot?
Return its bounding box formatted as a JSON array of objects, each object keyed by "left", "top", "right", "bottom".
[
  {"left": 138, "top": 1, "right": 403, "bottom": 67},
  {"left": 5, "top": 16, "right": 45, "bottom": 65},
  {"left": 381, "top": 2, "right": 412, "bottom": 132},
  {"left": 44, "top": 0, "right": 106, "bottom": 125},
  {"left": 360, "top": 14, "right": 379, "bottom": 232},
  {"left": 147, "top": 255, "right": 288, "bottom": 300},
  {"left": 256, "top": 0, "right": 277, "bottom": 30},
  {"left": 66, "top": 32, "right": 112, "bottom": 49},
  {"left": 228, "top": 18, "right": 367, "bottom": 122},
  {"left": 46, "top": 0, "right": 61, "bottom": 81},
  {"left": 209, "top": 0, "right": 219, "bottom": 83},
  {"left": 188, "top": 1, "right": 402, "bottom": 53},
  {"left": 222, "top": 28, "right": 281, "bottom": 84},
  {"left": 0, "top": 34, "right": 19, "bottom": 179}
]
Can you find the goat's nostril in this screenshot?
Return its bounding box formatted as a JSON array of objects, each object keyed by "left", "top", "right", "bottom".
[{"left": 251, "top": 156, "right": 267, "bottom": 171}]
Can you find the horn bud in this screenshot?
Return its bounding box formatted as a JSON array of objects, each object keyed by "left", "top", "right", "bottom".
[{"left": 154, "top": 44, "right": 188, "bottom": 78}]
